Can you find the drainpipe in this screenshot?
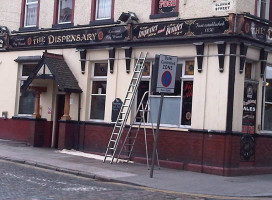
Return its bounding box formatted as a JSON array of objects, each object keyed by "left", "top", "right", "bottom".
[{"left": 77, "top": 93, "right": 81, "bottom": 151}]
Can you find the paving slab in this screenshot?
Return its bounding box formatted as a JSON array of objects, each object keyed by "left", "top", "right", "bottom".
[{"left": 0, "top": 139, "right": 272, "bottom": 198}]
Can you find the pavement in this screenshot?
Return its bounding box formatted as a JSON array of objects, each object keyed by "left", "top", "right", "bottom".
[{"left": 0, "top": 139, "right": 272, "bottom": 199}]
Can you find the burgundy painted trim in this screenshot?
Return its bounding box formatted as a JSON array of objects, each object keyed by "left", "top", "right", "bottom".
[
  {"left": 255, "top": 0, "right": 258, "bottom": 15},
  {"left": 151, "top": 0, "right": 179, "bottom": 15},
  {"left": 53, "top": 0, "right": 75, "bottom": 25},
  {"left": 91, "top": 0, "right": 96, "bottom": 21},
  {"left": 91, "top": 0, "right": 114, "bottom": 21},
  {"left": 151, "top": 0, "right": 158, "bottom": 15},
  {"left": 37, "top": 0, "right": 40, "bottom": 27},
  {"left": 71, "top": 0, "right": 75, "bottom": 23},
  {"left": 20, "top": 0, "right": 26, "bottom": 27},
  {"left": 53, "top": 0, "right": 58, "bottom": 25},
  {"left": 270, "top": 0, "right": 272, "bottom": 21},
  {"left": 111, "top": 0, "right": 115, "bottom": 19}
]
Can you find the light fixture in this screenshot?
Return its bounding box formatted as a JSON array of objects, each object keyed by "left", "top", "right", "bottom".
[{"left": 118, "top": 11, "right": 138, "bottom": 23}]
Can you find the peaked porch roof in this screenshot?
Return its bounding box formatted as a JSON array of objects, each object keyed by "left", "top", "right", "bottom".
[{"left": 21, "top": 52, "right": 82, "bottom": 93}]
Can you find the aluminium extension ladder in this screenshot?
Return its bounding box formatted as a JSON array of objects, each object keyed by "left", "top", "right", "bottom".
[
  {"left": 103, "top": 52, "right": 148, "bottom": 164},
  {"left": 116, "top": 91, "right": 160, "bottom": 169}
]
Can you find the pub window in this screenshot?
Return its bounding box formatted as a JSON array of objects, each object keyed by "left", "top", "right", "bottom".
[
  {"left": 17, "top": 64, "right": 36, "bottom": 115},
  {"left": 53, "top": 0, "right": 74, "bottom": 25},
  {"left": 150, "top": 0, "right": 179, "bottom": 19},
  {"left": 262, "top": 65, "right": 272, "bottom": 131},
  {"left": 91, "top": 0, "right": 114, "bottom": 22},
  {"left": 90, "top": 62, "right": 108, "bottom": 120},
  {"left": 23, "top": 0, "right": 39, "bottom": 27},
  {"left": 58, "top": 0, "right": 73, "bottom": 23},
  {"left": 256, "top": 0, "right": 271, "bottom": 20},
  {"left": 242, "top": 62, "right": 257, "bottom": 134},
  {"left": 136, "top": 60, "right": 194, "bottom": 127}
]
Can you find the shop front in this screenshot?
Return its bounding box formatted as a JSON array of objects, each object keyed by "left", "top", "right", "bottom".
[{"left": 0, "top": 13, "right": 272, "bottom": 176}]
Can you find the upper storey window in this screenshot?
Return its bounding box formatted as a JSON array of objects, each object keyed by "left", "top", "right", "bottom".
[
  {"left": 58, "top": 0, "right": 73, "bottom": 23},
  {"left": 150, "top": 0, "right": 179, "bottom": 19},
  {"left": 22, "top": 0, "right": 39, "bottom": 28},
  {"left": 91, "top": 0, "right": 114, "bottom": 24},
  {"left": 256, "top": 0, "right": 271, "bottom": 20},
  {"left": 53, "top": 0, "right": 75, "bottom": 26},
  {"left": 96, "top": 0, "right": 112, "bottom": 20}
]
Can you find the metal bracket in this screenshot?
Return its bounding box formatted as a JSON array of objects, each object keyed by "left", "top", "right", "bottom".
[
  {"left": 239, "top": 43, "right": 248, "bottom": 74},
  {"left": 124, "top": 47, "right": 132, "bottom": 73},
  {"left": 216, "top": 42, "right": 226, "bottom": 73},
  {"left": 194, "top": 42, "right": 205, "bottom": 73},
  {"left": 108, "top": 48, "right": 116, "bottom": 73},
  {"left": 260, "top": 48, "right": 268, "bottom": 77},
  {"left": 78, "top": 49, "right": 87, "bottom": 74}
]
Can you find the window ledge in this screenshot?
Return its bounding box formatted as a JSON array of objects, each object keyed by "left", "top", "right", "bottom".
[
  {"left": 89, "top": 19, "right": 115, "bottom": 26},
  {"left": 52, "top": 23, "right": 74, "bottom": 29},
  {"left": 18, "top": 26, "right": 39, "bottom": 32},
  {"left": 149, "top": 12, "right": 179, "bottom": 19},
  {"left": 12, "top": 116, "right": 46, "bottom": 121}
]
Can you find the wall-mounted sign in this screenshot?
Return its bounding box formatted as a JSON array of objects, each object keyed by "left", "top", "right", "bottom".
[
  {"left": 133, "top": 17, "right": 229, "bottom": 40},
  {"left": 242, "top": 18, "right": 272, "bottom": 44},
  {"left": 158, "top": 0, "right": 177, "bottom": 13},
  {"left": 242, "top": 82, "right": 257, "bottom": 134},
  {"left": 213, "top": 0, "right": 233, "bottom": 12},
  {"left": 9, "top": 26, "right": 129, "bottom": 49}
]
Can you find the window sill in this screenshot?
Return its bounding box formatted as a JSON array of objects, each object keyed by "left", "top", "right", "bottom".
[
  {"left": 52, "top": 23, "right": 74, "bottom": 29},
  {"left": 149, "top": 12, "right": 179, "bottom": 19},
  {"left": 18, "top": 26, "right": 39, "bottom": 32},
  {"left": 89, "top": 19, "right": 115, "bottom": 26},
  {"left": 12, "top": 115, "right": 46, "bottom": 121}
]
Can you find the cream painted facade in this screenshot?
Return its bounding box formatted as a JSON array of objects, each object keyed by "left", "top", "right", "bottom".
[
  {"left": 1, "top": 0, "right": 256, "bottom": 32},
  {"left": 0, "top": 0, "right": 270, "bottom": 132}
]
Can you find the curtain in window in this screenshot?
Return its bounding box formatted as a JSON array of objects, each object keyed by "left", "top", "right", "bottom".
[
  {"left": 96, "top": 0, "right": 111, "bottom": 19},
  {"left": 25, "top": 3, "right": 38, "bottom": 26}
]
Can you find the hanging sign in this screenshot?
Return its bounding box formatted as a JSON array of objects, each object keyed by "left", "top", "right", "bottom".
[
  {"left": 242, "top": 82, "right": 257, "bottom": 134},
  {"left": 153, "top": 54, "right": 177, "bottom": 93}
]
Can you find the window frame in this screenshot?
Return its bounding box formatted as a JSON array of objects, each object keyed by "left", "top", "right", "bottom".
[
  {"left": 89, "top": 62, "right": 108, "bottom": 121},
  {"left": 90, "top": 0, "right": 114, "bottom": 22},
  {"left": 150, "top": 0, "right": 179, "bottom": 19},
  {"left": 256, "top": 0, "right": 271, "bottom": 20},
  {"left": 262, "top": 64, "right": 272, "bottom": 133},
  {"left": 53, "top": 0, "right": 75, "bottom": 25},
  {"left": 20, "top": 0, "right": 40, "bottom": 28},
  {"left": 136, "top": 59, "right": 194, "bottom": 128},
  {"left": 16, "top": 63, "right": 37, "bottom": 116}
]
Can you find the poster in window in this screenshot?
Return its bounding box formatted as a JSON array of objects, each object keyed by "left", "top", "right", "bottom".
[
  {"left": 242, "top": 82, "right": 257, "bottom": 134},
  {"left": 181, "top": 81, "right": 193, "bottom": 125},
  {"left": 157, "top": 0, "right": 177, "bottom": 14}
]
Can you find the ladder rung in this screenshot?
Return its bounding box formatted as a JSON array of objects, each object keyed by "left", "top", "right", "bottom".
[
  {"left": 113, "top": 132, "right": 119, "bottom": 135},
  {"left": 108, "top": 147, "right": 115, "bottom": 150},
  {"left": 110, "top": 140, "right": 116, "bottom": 142},
  {"left": 125, "top": 98, "right": 131, "bottom": 100},
  {"left": 105, "top": 155, "right": 113, "bottom": 157}
]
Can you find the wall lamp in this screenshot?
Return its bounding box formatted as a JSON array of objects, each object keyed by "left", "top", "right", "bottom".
[{"left": 118, "top": 11, "right": 139, "bottom": 23}]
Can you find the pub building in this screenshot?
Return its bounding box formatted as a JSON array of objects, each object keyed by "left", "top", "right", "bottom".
[{"left": 0, "top": 0, "right": 272, "bottom": 176}]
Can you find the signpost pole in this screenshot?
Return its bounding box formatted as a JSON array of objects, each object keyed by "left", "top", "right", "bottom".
[{"left": 150, "top": 92, "right": 164, "bottom": 178}]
